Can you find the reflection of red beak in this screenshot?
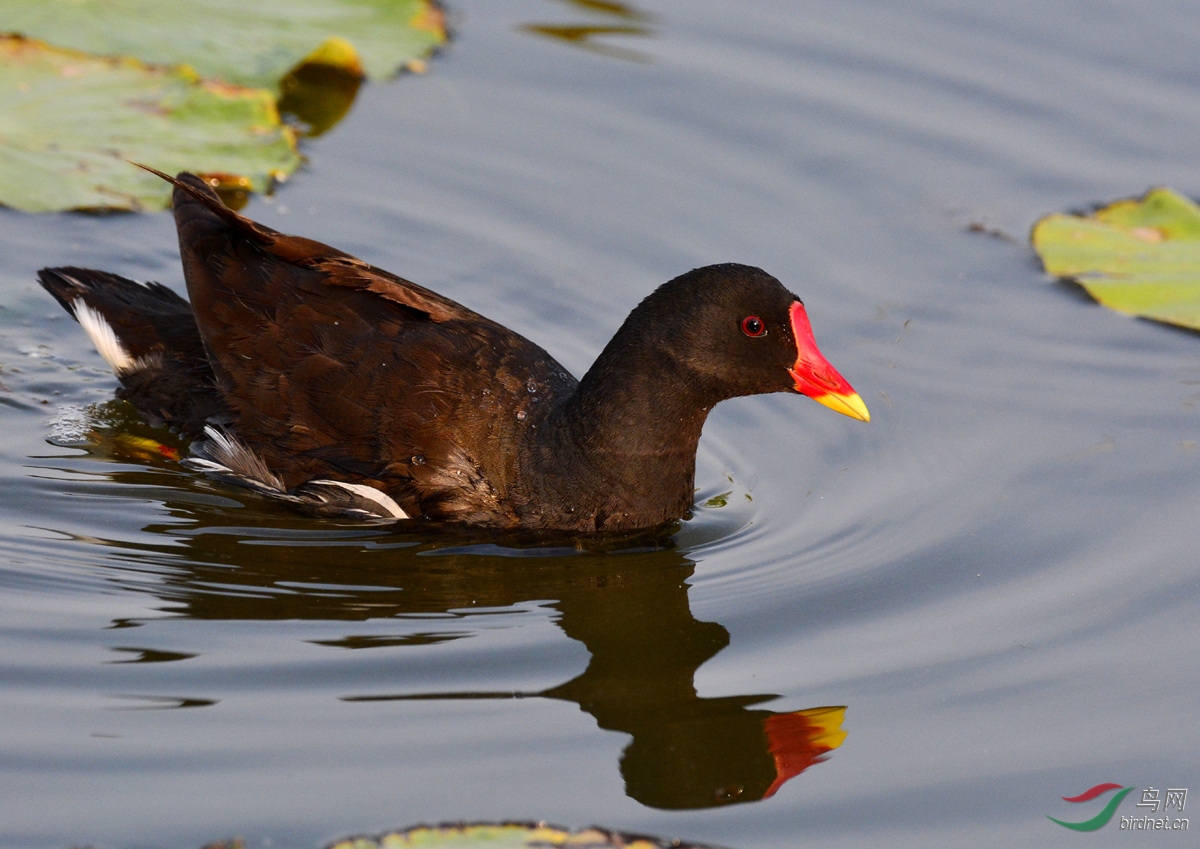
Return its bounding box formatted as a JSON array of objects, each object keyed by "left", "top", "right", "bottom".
[
  {"left": 762, "top": 705, "right": 848, "bottom": 798},
  {"left": 788, "top": 302, "right": 869, "bottom": 422}
]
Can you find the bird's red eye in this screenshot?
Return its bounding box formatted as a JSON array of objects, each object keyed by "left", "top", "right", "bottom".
[{"left": 741, "top": 316, "right": 765, "bottom": 337}]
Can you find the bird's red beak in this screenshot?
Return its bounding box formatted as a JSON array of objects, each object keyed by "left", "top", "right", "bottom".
[{"left": 787, "top": 301, "right": 869, "bottom": 422}]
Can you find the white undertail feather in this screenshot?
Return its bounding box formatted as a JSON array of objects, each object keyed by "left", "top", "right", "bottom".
[
  {"left": 72, "top": 299, "right": 141, "bottom": 375},
  {"left": 65, "top": 285, "right": 410, "bottom": 521},
  {"left": 68, "top": 293, "right": 411, "bottom": 520}
]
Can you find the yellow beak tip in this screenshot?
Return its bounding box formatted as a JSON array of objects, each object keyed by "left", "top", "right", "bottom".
[{"left": 813, "top": 391, "right": 870, "bottom": 422}]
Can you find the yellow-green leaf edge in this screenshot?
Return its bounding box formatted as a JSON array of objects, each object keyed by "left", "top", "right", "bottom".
[
  {"left": 0, "top": 34, "right": 299, "bottom": 212},
  {"left": 0, "top": 0, "right": 447, "bottom": 212},
  {"left": 0, "top": 0, "right": 446, "bottom": 92},
  {"left": 1031, "top": 187, "right": 1200, "bottom": 330},
  {"left": 327, "top": 822, "right": 723, "bottom": 849}
]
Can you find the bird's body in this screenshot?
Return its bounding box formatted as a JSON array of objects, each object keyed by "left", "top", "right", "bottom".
[{"left": 40, "top": 170, "right": 867, "bottom": 532}]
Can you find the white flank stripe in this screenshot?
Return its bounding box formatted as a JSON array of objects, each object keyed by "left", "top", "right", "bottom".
[
  {"left": 73, "top": 300, "right": 137, "bottom": 374},
  {"left": 201, "top": 425, "right": 286, "bottom": 491},
  {"left": 309, "top": 480, "right": 410, "bottom": 519}
]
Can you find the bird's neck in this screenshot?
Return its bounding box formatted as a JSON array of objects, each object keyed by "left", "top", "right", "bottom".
[{"left": 524, "top": 332, "right": 718, "bottom": 530}]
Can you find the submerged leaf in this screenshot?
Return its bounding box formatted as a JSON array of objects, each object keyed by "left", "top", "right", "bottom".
[
  {"left": 277, "top": 38, "right": 365, "bottom": 138},
  {"left": 0, "top": 0, "right": 446, "bottom": 92},
  {"left": 0, "top": 34, "right": 299, "bottom": 212},
  {"left": 1032, "top": 187, "right": 1200, "bottom": 330},
  {"left": 518, "top": 24, "right": 655, "bottom": 63}
]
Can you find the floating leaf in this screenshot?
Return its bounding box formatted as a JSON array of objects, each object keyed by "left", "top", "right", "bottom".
[
  {"left": 326, "top": 823, "right": 727, "bottom": 849},
  {"left": 0, "top": 34, "right": 299, "bottom": 212},
  {"left": 1031, "top": 187, "right": 1200, "bottom": 330},
  {"left": 0, "top": 0, "right": 446, "bottom": 92}
]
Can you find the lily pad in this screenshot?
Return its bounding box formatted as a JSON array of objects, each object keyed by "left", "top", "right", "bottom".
[
  {"left": 0, "top": 35, "right": 299, "bottom": 212},
  {"left": 0, "top": 0, "right": 446, "bottom": 92},
  {"left": 326, "top": 823, "right": 727, "bottom": 849},
  {"left": 1031, "top": 187, "right": 1200, "bottom": 330}
]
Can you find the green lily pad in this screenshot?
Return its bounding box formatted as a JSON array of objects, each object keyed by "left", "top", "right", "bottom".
[
  {"left": 326, "top": 823, "right": 727, "bottom": 849},
  {"left": 1032, "top": 187, "right": 1200, "bottom": 330},
  {"left": 0, "top": 34, "right": 299, "bottom": 212},
  {"left": 0, "top": 0, "right": 446, "bottom": 92}
]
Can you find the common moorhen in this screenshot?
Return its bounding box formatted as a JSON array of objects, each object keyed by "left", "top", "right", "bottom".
[{"left": 40, "top": 170, "right": 868, "bottom": 531}]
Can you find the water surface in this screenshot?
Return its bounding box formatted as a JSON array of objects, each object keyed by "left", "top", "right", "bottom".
[{"left": 2, "top": 2, "right": 1198, "bottom": 847}]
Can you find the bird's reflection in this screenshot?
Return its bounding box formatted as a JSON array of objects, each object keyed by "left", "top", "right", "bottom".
[
  {"left": 56, "top": 425, "right": 847, "bottom": 810},
  {"left": 538, "top": 561, "right": 845, "bottom": 808}
]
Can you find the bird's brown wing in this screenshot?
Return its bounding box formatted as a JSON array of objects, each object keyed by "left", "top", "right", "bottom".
[{"left": 164, "top": 169, "right": 576, "bottom": 523}]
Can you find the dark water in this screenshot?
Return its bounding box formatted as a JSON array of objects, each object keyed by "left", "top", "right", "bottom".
[{"left": 2, "top": 2, "right": 1199, "bottom": 847}]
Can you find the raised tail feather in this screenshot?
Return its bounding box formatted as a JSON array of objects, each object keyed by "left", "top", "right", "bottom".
[
  {"left": 39, "top": 266, "right": 407, "bottom": 520},
  {"left": 40, "top": 170, "right": 412, "bottom": 521},
  {"left": 134, "top": 164, "right": 258, "bottom": 235},
  {"left": 37, "top": 266, "right": 225, "bottom": 435}
]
